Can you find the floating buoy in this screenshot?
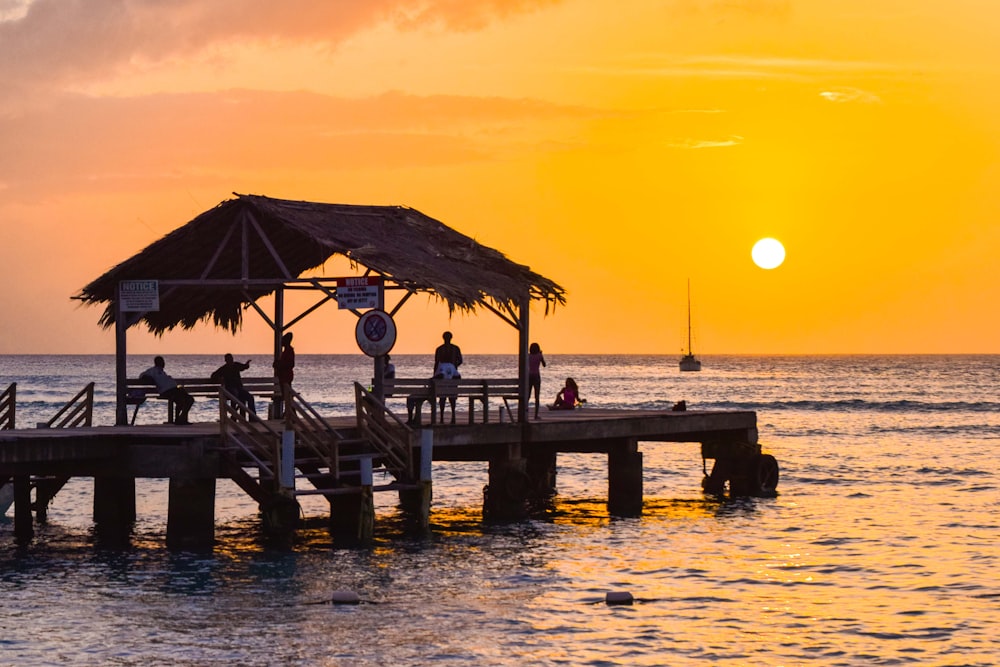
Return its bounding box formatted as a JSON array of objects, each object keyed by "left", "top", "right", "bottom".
[
  {"left": 330, "top": 590, "right": 361, "bottom": 605},
  {"left": 605, "top": 591, "right": 634, "bottom": 606}
]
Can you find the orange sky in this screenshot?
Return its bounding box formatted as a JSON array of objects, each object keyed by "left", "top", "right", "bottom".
[{"left": 1, "top": 0, "right": 998, "bottom": 355}]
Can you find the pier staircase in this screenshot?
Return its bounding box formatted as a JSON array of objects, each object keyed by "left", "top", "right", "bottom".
[
  {"left": 217, "top": 385, "right": 419, "bottom": 508},
  {"left": 0, "top": 383, "right": 94, "bottom": 520}
]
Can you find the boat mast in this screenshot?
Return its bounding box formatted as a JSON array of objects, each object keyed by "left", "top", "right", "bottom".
[{"left": 686, "top": 278, "right": 693, "bottom": 355}]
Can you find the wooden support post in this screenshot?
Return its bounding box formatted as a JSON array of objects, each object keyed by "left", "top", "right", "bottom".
[
  {"left": 357, "top": 456, "right": 375, "bottom": 542},
  {"left": 329, "top": 492, "right": 365, "bottom": 537},
  {"left": 93, "top": 476, "right": 136, "bottom": 539},
  {"left": 485, "top": 455, "right": 530, "bottom": 521},
  {"left": 399, "top": 429, "right": 433, "bottom": 530},
  {"left": 608, "top": 439, "right": 643, "bottom": 517},
  {"left": 328, "top": 458, "right": 373, "bottom": 541},
  {"left": 13, "top": 475, "right": 33, "bottom": 542},
  {"left": 525, "top": 448, "right": 557, "bottom": 500},
  {"left": 166, "top": 477, "right": 216, "bottom": 550}
]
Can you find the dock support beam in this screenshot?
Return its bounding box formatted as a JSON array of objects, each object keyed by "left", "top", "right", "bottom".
[
  {"left": 166, "top": 477, "right": 216, "bottom": 550},
  {"left": 328, "top": 453, "right": 374, "bottom": 543},
  {"left": 13, "top": 475, "right": 33, "bottom": 542},
  {"left": 93, "top": 476, "right": 136, "bottom": 540},
  {"left": 525, "top": 449, "right": 557, "bottom": 501},
  {"left": 608, "top": 439, "right": 643, "bottom": 517},
  {"left": 486, "top": 451, "right": 530, "bottom": 521},
  {"left": 399, "top": 430, "right": 433, "bottom": 530}
]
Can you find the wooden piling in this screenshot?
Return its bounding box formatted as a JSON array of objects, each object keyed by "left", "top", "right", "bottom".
[
  {"left": 607, "top": 439, "right": 643, "bottom": 517},
  {"left": 166, "top": 477, "right": 216, "bottom": 550},
  {"left": 13, "top": 475, "right": 33, "bottom": 541},
  {"left": 93, "top": 476, "right": 136, "bottom": 538},
  {"left": 485, "top": 455, "right": 530, "bottom": 520},
  {"left": 526, "top": 448, "right": 557, "bottom": 500}
]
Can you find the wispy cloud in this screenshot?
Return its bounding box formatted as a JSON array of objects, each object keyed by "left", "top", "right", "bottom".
[
  {"left": 0, "top": 0, "right": 30, "bottom": 22},
  {"left": 666, "top": 135, "right": 744, "bottom": 149},
  {"left": 577, "top": 54, "right": 906, "bottom": 81},
  {"left": 820, "top": 87, "right": 882, "bottom": 104},
  {"left": 0, "top": 88, "right": 599, "bottom": 198}
]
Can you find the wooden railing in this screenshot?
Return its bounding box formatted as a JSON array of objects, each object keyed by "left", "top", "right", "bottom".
[
  {"left": 219, "top": 386, "right": 370, "bottom": 499},
  {"left": 42, "top": 383, "right": 95, "bottom": 429},
  {"left": 219, "top": 387, "right": 283, "bottom": 490},
  {"left": 355, "top": 382, "right": 413, "bottom": 479},
  {"left": 379, "top": 377, "right": 521, "bottom": 424},
  {"left": 0, "top": 382, "right": 15, "bottom": 430},
  {"left": 127, "top": 376, "right": 279, "bottom": 424},
  {"left": 285, "top": 388, "right": 348, "bottom": 483}
]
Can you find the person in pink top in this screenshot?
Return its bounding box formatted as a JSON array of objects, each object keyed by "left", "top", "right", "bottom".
[{"left": 551, "top": 377, "right": 584, "bottom": 410}]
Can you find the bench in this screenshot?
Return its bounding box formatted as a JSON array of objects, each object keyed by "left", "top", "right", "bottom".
[
  {"left": 378, "top": 378, "right": 522, "bottom": 425},
  {"left": 125, "top": 376, "right": 280, "bottom": 424}
]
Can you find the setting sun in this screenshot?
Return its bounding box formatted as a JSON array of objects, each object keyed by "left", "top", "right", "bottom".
[{"left": 752, "top": 238, "right": 786, "bottom": 270}]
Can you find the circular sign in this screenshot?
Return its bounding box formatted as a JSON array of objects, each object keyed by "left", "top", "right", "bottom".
[{"left": 355, "top": 309, "right": 396, "bottom": 357}]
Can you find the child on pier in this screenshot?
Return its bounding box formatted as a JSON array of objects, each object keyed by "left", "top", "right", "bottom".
[{"left": 551, "top": 377, "right": 585, "bottom": 411}]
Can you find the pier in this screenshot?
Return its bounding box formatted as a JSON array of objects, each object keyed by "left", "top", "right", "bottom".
[
  {"left": 0, "top": 385, "right": 772, "bottom": 547},
  {"left": 3, "top": 193, "right": 780, "bottom": 548}
]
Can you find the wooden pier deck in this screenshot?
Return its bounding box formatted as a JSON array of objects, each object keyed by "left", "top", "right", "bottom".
[{"left": 1, "top": 406, "right": 773, "bottom": 547}]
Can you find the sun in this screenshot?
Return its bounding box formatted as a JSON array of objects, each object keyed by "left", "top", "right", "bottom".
[{"left": 752, "top": 238, "right": 786, "bottom": 269}]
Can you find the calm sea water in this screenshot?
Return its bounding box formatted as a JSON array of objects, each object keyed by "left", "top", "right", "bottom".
[{"left": 1, "top": 354, "right": 998, "bottom": 666}]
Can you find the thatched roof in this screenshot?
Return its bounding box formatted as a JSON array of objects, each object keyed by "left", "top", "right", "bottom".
[{"left": 76, "top": 193, "right": 566, "bottom": 334}]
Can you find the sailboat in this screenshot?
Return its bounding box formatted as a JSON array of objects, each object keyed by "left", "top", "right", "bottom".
[{"left": 679, "top": 279, "right": 702, "bottom": 372}]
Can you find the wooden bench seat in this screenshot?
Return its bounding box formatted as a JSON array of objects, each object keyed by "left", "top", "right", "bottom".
[
  {"left": 125, "top": 376, "right": 280, "bottom": 424},
  {"left": 379, "top": 378, "right": 521, "bottom": 425}
]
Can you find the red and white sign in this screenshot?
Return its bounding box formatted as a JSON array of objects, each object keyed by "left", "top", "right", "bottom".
[
  {"left": 355, "top": 309, "right": 396, "bottom": 357},
  {"left": 336, "top": 276, "right": 381, "bottom": 310}
]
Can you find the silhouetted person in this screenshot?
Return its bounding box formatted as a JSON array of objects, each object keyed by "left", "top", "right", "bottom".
[
  {"left": 528, "top": 342, "right": 546, "bottom": 419},
  {"left": 433, "top": 331, "right": 463, "bottom": 423},
  {"left": 211, "top": 353, "right": 256, "bottom": 419},
  {"left": 551, "top": 377, "right": 584, "bottom": 411},
  {"left": 273, "top": 332, "right": 295, "bottom": 423},
  {"left": 140, "top": 356, "right": 194, "bottom": 425}
]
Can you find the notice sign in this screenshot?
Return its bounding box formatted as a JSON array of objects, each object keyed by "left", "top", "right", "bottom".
[
  {"left": 119, "top": 280, "right": 159, "bottom": 312},
  {"left": 336, "top": 276, "right": 381, "bottom": 310}
]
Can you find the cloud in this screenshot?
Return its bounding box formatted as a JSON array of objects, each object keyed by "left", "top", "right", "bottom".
[
  {"left": 572, "top": 54, "right": 905, "bottom": 84},
  {"left": 0, "top": 0, "right": 30, "bottom": 22},
  {"left": 671, "top": 0, "right": 791, "bottom": 20},
  {"left": 0, "top": 88, "right": 598, "bottom": 199},
  {"left": 820, "top": 87, "right": 882, "bottom": 104},
  {"left": 0, "top": 0, "right": 561, "bottom": 96},
  {"left": 666, "top": 135, "right": 744, "bottom": 149}
]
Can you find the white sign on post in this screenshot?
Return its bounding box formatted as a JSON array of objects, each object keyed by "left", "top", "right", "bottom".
[
  {"left": 355, "top": 309, "right": 396, "bottom": 357},
  {"left": 120, "top": 280, "right": 159, "bottom": 312},
  {"left": 336, "top": 276, "right": 381, "bottom": 310}
]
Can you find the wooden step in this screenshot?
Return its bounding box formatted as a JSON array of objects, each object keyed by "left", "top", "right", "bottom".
[{"left": 293, "top": 481, "right": 421, "bottom": 496}]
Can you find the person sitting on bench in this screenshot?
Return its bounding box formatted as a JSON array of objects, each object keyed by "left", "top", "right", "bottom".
[{"left": 139, "top": 356, "right": 194, "bottom": 424}]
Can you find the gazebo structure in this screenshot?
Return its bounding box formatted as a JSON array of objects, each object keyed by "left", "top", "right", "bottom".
[{"left": 76, "top": 193, "right": 566, "bottom": 425}]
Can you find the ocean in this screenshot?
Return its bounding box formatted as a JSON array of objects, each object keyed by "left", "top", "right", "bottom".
[{"left": 1, "top": 354, "right": 998, "bottom": 666}]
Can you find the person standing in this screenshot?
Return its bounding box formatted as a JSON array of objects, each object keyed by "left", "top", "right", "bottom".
[
  {"left": 433, "top": 331, "right": 463, "bottom": 378},
  {"left": 273, "top": 332, "right": 295, "bottom": 423},
  {"left": 433, "top": 331, "right": 463, "bottom": 423},
  {"left": 139, "top": 356, "right": 194, "bottom": 425},
  {"left": 528, "top": 342, "right": 546, "bottom": 419},
  {"left": 211, "top": 353, "right": 256, "bottom": 419}
]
